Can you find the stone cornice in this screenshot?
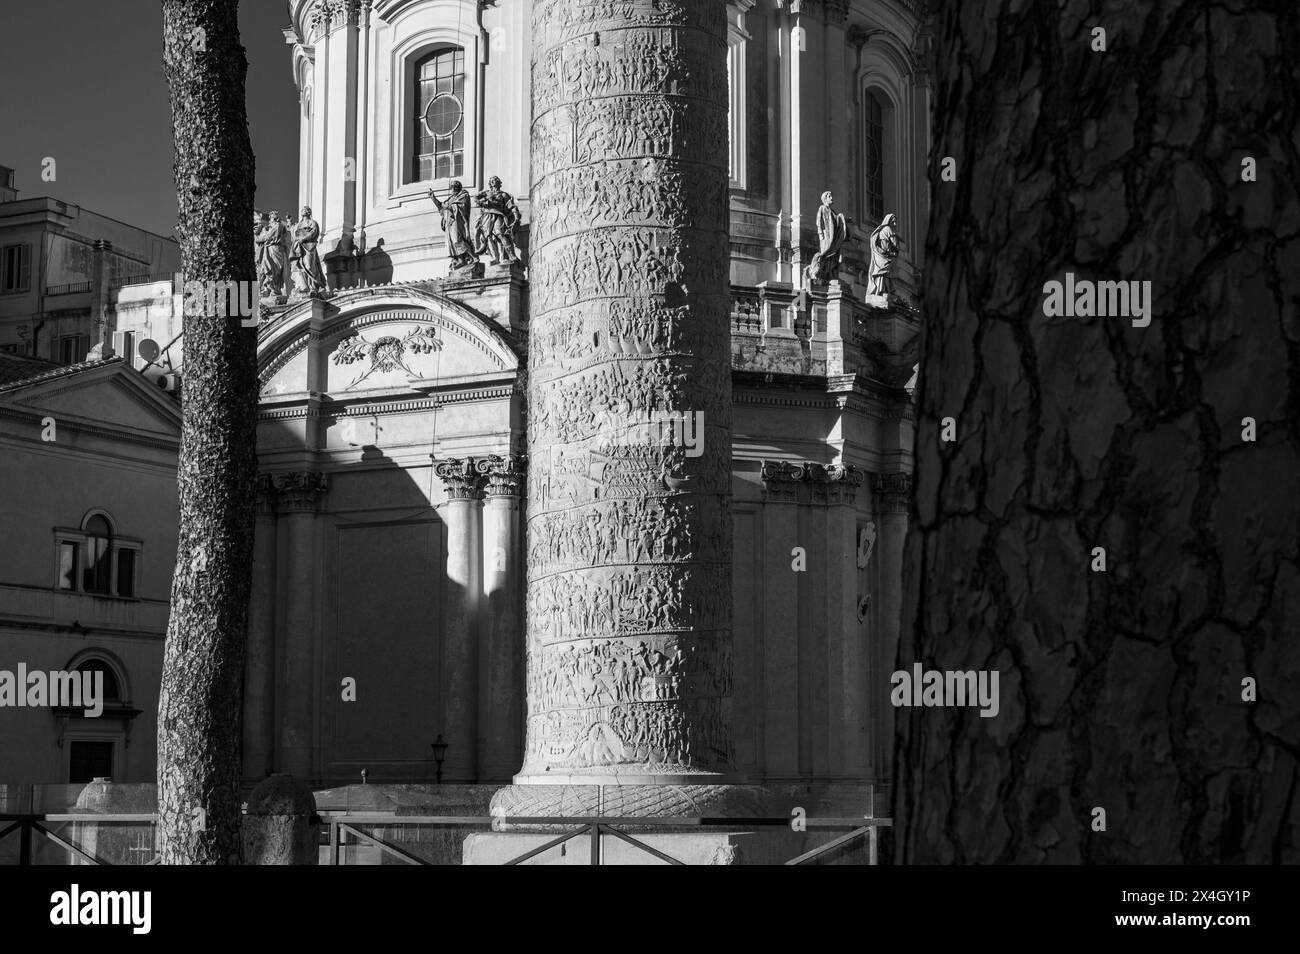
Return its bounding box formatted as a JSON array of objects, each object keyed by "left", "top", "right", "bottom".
[
  {"left": 0, "top": 405, "right": 179, "bottom": 453},
  {"left": 257, "top": 385, "right": 515, "bottom": 421}
]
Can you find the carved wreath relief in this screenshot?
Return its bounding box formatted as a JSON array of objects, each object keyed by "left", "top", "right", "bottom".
[
  {"left": 522, "top": 0, "right": 732, "bottom": 777},
  {"left": 330, "top": 325, "right": 442, "bottom": 388}
]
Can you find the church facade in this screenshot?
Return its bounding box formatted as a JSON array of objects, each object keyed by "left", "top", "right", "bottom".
[{"left": 111, "top": 0, "right": 927, "bottom": 794}]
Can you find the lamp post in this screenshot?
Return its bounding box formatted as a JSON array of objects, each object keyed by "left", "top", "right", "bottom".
[{"left": 430, "top": 735, "right": 448, "bottom": 785}]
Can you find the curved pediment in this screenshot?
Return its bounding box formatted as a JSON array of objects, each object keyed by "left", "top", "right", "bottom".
[{"left": 257, "top": 285, "right": 521, "bottom": 397}]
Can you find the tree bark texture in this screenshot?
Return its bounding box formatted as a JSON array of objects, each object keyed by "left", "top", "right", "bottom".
[
  {"left": 896, "top": 1, "right": 1300, "bottom": 863},
  {"left": 157, "top": 0, "right": 258, "bottom": 864}
]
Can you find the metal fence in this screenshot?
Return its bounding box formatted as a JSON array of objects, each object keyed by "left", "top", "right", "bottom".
[{"left": 0, "top": 811, "right": 889, "bottom": 866}]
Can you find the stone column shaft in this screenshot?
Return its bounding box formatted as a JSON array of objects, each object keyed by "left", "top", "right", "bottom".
[
  {"left": 873, "top": 471, "right": 911, "bottom": 781},
  {"left": 436, "top": 458, "right": 484, "bottom": 782},
  {"left": 243, "top": 474, "right": 279, "bottom": 786},
  {"left": 272, "top": 471, "right": 328, "bottom": 782},
  {"left": 478, "top": 455, "right": 527, "bottom": 781},
  {"left": 523, "top": 0, "right": 734, "bottom": 784}
]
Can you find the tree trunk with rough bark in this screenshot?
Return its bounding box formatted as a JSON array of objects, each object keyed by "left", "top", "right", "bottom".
[
  {"left": 157, "top": 0, "right": 258, "bottom": 864},
  {"left": 896, "top": 2, "right": 1300, "bottom": 863}
]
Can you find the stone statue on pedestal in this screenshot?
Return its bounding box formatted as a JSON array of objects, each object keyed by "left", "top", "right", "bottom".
[
  {"left": 866, "top": 212, "right": 900, "bottom": 297},
  {"left": 429, "top": 180, "right": 481, "bottom": 276},
  {"left": 473, "top": 175, "right": 523, "bottom": 266},
  {"left": 255, "top": 211, "right": 288, "bottom": 301},
  {"left": 289, "top": 207, "right": 328, "bottom": 297},
  {"left": 803, "top": 190, "right": 848, "bottom": 285}
]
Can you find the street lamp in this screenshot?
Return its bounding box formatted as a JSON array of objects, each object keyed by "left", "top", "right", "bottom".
[{"left": 431, "top": 734, "right": 448, "bottom": 785}]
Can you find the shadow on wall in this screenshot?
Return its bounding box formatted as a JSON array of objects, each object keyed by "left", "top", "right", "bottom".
[
  {"left": 253, "top": 427, "right": 500, "bottom": 790},
  {"left": 359, "top": 239, "right": 393, "bottom": 286}
]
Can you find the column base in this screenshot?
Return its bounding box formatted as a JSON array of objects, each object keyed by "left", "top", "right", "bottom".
[
  {"left": 464, "top": 829, "right": 793, "bottom": 865},
  {"left": 488, "top": 782, "right": 766, "bottom": 831}
]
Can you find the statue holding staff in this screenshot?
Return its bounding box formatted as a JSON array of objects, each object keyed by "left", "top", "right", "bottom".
[{"left": 428, "top": 180, "right": 478, "bottom": 271}]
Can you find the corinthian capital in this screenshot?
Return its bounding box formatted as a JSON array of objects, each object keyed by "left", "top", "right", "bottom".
[
  {"left": 873, "top": 471, "right": 913, "bottom": 513},
  {"left": 434, "top": 458, "right": 486, "bottom": 501},
  {"left": 824, "top": 0, "right": 850, "bottom": 25},
  {"left": 271, "top": 471, "right": 329, "bottom": 512},
  {"left": 475, "top": 454, "right": 528, "bottom": 498}
]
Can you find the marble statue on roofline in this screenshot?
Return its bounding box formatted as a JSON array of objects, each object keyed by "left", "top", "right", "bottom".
[{"left": 803, "top": 190, "right": 848, "bottom": 285}]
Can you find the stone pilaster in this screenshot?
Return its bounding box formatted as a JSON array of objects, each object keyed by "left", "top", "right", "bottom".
[
  {"left": 522, "top": 0, "right": 735, "bottom": 786},
  {"left": 872, "top": 471, "right": 911, "bottom": 779},
  {"left": 476, "top": 454, "right": 526, "bottom": 781},
  {"left": 760, "top": 461, "right": 864, "bottom": 777},
  {"left": 271, "top": 471, "right": 328, "bottom": 781},
  {"left": 434, "top": 457, "right": 485, "bottom": 782},
  {"left": 243, "top": 474, "right": 280, "bottom": 787}
]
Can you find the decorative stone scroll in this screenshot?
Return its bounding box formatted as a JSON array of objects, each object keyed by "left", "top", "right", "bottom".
[
  {"left": 521, "top": 0, "right": 733, "bottom": 782},
  {"left": 760, "top": 460, "right": 865, "bottom": 505}
]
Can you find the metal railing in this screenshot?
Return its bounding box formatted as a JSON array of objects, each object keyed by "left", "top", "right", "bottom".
[
  {"left": 1, "top": 811, "right": 889, "bottom": 865},
  {"left": 319, "top": 812, "right": 888, "bottom": 866},
  {"left": 0, "top": 813, "right": 159, "bottom": 865},
  {"left": 44, "top": 281, "right": 93, "bottom": 296}
]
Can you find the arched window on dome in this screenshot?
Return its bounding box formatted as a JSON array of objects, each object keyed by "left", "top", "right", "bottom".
[
  {"left": 413, "top": 47, "right": 466, "bottom": 183},
  {"left": 862, "top": 87, "right": 892, "bottom": 226}
]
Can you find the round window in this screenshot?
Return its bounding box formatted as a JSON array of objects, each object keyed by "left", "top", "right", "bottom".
[{"left": 423, "top": 93, "right": 464, "bottom": 138}]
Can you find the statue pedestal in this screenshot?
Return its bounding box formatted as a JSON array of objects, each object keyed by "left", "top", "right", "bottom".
[{"left": 448, "top": 261, "right": 485, "bottom": 280}]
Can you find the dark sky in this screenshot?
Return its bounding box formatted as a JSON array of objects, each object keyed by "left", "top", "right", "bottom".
[{"left": 0, "top": 1, "right": 299, "bottom": 238}]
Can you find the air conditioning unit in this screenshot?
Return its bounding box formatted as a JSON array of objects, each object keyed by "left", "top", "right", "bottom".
[{"left": 158, "top": 372, "right": 182, "bottom": 393}]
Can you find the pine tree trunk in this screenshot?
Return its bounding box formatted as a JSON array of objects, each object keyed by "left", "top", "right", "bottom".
[
  {"left": 157, "top": 0, "right": 258, "bottom": 864},
  {"left": 896, "top": 2, "right": 1300, "bottom": 863}
]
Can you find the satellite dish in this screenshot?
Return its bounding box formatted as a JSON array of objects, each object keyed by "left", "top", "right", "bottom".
[{"left": 138, "top": 339, "right": 160, "bottom": 363}]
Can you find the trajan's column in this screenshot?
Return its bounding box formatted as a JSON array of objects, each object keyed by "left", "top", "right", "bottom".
[{"left": 499, "top": 0, "right": 738, "bottom": 812}]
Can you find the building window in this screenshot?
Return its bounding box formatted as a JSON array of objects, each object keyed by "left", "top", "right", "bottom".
[
  {"left": 863, "top": 89, "right": 887, "bottom": 224},
  {"left": 1, "top": 243, "right": 31, "bottom": 293},
  {"left": 59, "top": 334, "right": 88, "bottom": 365},
  {"left": 58, "top": 541, "right": 79, "bottom": 590},
  {"left": 54, "top": 512, "right": 140, "bottom": 599},
  {"left": 76, "top": 659, "right": 122, "bottom": 703},
  {"left": 69, "top": 740, "right": 114, "bottom": 784},
  {"left": 413, "top": 47, "right": 466, "bottom": 183},
  {"left": 83, "top": 514, "right": 113, "bottom": 594}
]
